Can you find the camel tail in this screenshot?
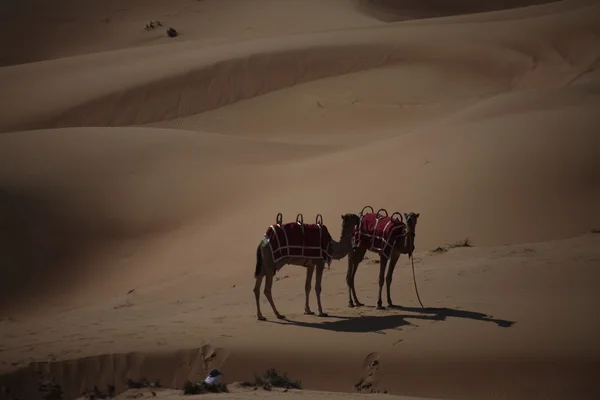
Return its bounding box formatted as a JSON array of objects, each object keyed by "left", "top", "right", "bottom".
[{"left": 255, "top": 243, "right": 263, "bottom": 277}]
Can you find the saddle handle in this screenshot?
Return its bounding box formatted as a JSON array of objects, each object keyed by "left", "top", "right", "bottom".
[
  {"left": 391, "top": 212, "right": 403, "bottom": 223},
  {"left": 276, "top": 212, "right": 283, "bottom": 225},
  {"left": 376, "top": 208, "right": 388, "bottom": 218},
  {"left": 360, "top": 205, "right": 374, "bottom": 216},
  {"left": 296, "top": 213, "right": 304, "bottom": 224},
  {"left": 316, "top": 214, "right": 323, "bottom": 226}
]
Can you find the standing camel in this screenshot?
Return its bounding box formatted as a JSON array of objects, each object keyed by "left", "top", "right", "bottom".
[
  {"left": 346, "top": 207, "right": 419, "bottom": 309},
  {"left": 254, "top": 212, "right": 360, "bottom": 321}
]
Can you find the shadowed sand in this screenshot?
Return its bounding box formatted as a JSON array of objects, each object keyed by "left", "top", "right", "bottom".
[{"left": 1, "top": 1, "right": 600, "bottom": 400}]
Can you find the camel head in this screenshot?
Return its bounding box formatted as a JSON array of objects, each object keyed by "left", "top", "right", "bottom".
[
  {"left": 340, "top": 213, "right": 361, "bottom": 236},
  {"left": 404, "top": 212, "right": 419, "bottom": 234},
  {"left": 403, "top": 212, "right": 420, "bottom": 255}
]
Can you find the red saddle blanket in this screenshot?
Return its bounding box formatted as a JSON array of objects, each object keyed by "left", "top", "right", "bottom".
[
  {"left": 352, "top": 213, "right": 406, "bottom": 259},
  {"left": 265, "top": 222, "right": 333, "bottom": 265}
]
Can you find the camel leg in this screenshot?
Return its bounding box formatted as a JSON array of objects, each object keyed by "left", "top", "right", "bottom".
[
  {"left": 386, "top": 251, "right": 401, "bottom": 308},
  {"left": 346, "top": 251, "right": 357, "bottom": 307},
  {"left": 376, "top": 256, "right": 389, "bottom": 310},
  {"left": 350, "top": 247, "right": 366, "bottom": 307},
  {"left": 263, "top": 266, "right": 286, "bottom": 320},
  {"left": 254, "top": 274, "right": 266, "bottom": 321},
  {"left": 304, "top": 265, "right": 315, "bottom": 315},
  {"left": 350, "top": 261, "right": 363, "bottom": 307},
  {"left": 315, "top": 262, "right": 328, "bottom": 317}
]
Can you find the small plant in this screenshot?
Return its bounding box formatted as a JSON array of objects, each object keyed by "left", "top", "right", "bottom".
[
  {"left": 81, "top": 385, "right": 115, "bottom": 400},
  {"left": 126, "top": 378, "right": 161, "bottom": 389},
  {"left": 430, "top": 238, "right": 472, "bottom": 254},
  {"left": 448, "top": 238, "right": 472, "bottom": 248},
  {"left": 182, "top": 381, "right": 228, "bottom": 395},
  {"left": 431, "top": 246, "right": 448, "bottom": 253},
  {"left": 233, "top": 381, "right": 255, "bottom": 388},
  {"left": 253, "top": 368, "right": 302, "bottom": 390},
  {"left": 355, "top": 379, "right": 387, "bottom": 394},
  {"left": 38, "top": 373, "right": 64, "bottom": 400}
]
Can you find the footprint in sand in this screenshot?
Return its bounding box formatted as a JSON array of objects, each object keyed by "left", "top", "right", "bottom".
[
  {"left": 354, "top": 352, "right": 381, "bottom": 392},
  {"left": 201, "top": 344, "right": 230, "bottom": 374}
]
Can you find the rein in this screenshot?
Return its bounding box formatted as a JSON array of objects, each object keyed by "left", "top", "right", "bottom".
[
  {"left": 405, "top": 230, "right": 425, "bottom": 308},
  {"left": 410, "top": 253, "right": 425, "bottom": 308}
]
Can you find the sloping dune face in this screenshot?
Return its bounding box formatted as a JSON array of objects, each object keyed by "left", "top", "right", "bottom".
[
  {"left": 357, "top": 0, "right": 561, "bottom": 21},
  {"left": 1, "top": 1, "right": 600, "bottom": 400},
  {"left": 0, "top": 127, "right": 334, "bottom": 310},
  {"left": 0, "top": 0, "right": 381, "bottom": 66},
  {"left": 3, "top": 0, "right": 599, "bottom": 133}
]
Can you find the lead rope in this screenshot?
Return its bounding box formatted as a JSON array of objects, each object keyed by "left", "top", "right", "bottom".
[
  {"left": 407, "top": 232, "right": 425, "bottom": 308},
  {"left": 410, "top": 254, "right": 425, "bottom": 308}
]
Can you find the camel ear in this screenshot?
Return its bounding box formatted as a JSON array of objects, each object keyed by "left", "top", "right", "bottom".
[
  {"left": 341, "top": 214, "right": 344, "bottom": 220},
  {"left": 404, "top": 213, "right": 408, "bottom": 218},
  {"left": 415, "top": 213, "right": 420, "bottom": 218}
]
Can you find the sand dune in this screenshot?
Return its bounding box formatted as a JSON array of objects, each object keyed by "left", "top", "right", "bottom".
[
  {"left": 0, "top": 0, "right": 382, "bottom": 67},
  {"left": 357, "top": 0, "right": 561, "bottom": 22},
  {"left": 0, "top": 126, "right": 336, "bottom": 311},
  {"left": 2, "top": 0, "right": 599, "bottom": 133},
  {"left": 1, "top": 234, "right": 599, "bottom": 399},
  {"left": 1, "top": 1, "right": 600, "bottom": 400}
]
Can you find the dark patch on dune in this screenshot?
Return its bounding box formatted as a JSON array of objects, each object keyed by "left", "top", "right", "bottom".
[
  {"left": 0, "top": 188, "right": 169, "bottom": 314},
  {"left": 0, "top": 189, "right": 98, "bottom": 313},
  {"left": 356, "top": 0, "right": 560, "bottom": 22}
]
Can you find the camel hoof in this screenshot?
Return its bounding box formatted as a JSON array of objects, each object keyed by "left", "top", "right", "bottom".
[
  {"left": 257, "top": 316, "right": 266, "bottom": 321},
  {"left": 304, "top": 310, "right": 315, "bottom": 315},
  {"left": 355, "top": 302, "right": 364, "bottom": 307},
  {"left": 277, "top": 315, "right": 287, "bottom": 320},
  {"left": 318, "top": 312, "right": 328, "bottom": 317},
  {"left": 388, "top": 303, "right": 399, "bottom": 309},
  {"left": 348, "top": 302, "right": 355, "bottom": 308},
  {"left": 376, "top": 305, "right": 385, "bottom": 310}
]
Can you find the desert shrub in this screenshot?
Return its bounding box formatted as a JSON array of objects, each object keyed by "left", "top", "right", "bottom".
[
  {"left": 448, "top": 238, "right": 472, "bottom": 248},
  {"left": 126, "top": 378, "right": 161, "bottom": 389},
  {"left": 254, "top": 368, "right": 302, "bottom": 389},
  {"left": 183, "top": 381, "right": 228, "bottom": 395}
]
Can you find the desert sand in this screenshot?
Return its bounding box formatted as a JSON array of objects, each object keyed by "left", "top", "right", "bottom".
[{"left": 1, "top": 0, "right": 600, "bottom": 399}]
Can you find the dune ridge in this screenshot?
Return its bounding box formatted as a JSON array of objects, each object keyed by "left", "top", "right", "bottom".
[
  {"left": 1, "top": 344, "right": 597, "bottom": 400},
  {"left": 356, "top": 0, "right": 562, "bottom": 22},
  {"left": 1, "top": 0, "right": 598, "bottom": 133}
]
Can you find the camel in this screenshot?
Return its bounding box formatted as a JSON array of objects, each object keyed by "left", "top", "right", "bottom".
[
  {"left": 254, "top": 213, "right": 360, "bottom": 321},
  {"left": 346, "top": 210, "right": 419, "bottom": 309}
]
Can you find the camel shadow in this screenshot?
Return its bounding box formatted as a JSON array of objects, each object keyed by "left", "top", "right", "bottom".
[
  {"left": 392, "top": 305, "right": 515, "bottom": 328},
  {"left": 264, "top": 305, "right": 515, "bottom": 333},
  {"left": 266, "top": 313, "right": 436, "bottom": 333}
]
